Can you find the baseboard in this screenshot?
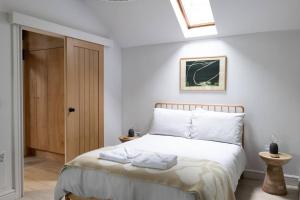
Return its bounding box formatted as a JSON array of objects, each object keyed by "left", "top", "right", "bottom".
[
  {"left": 27, "top": 148, "right": 65, "bottom": 163},
  {"left": 244, "top": 169, "right": 299, "bottom": 187}
]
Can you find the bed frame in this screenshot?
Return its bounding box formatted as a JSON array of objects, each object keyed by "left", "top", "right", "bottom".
[{"left": 65, "top": 102, "right": 245, "bottom": 200}]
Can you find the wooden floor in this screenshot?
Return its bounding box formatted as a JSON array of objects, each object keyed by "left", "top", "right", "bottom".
[
  {"left": 22, "top": 157, "right": 299, "bottom": 200},
  {"left": 22, "top": 157, "right": 64, "bottom": 200},
  {"left": 236, "top": 178, "right": 298, "bottom": 200}
]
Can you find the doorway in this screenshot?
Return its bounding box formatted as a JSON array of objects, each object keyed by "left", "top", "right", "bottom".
[
  {"left": 23, "top": 30, "right": 65, "bottom": 199},
  {"left": 23, "top": 30, "right": 65, "bottom": 158},
  {"left": 22, "top": 29, "right": 104, "bottom": 198}
]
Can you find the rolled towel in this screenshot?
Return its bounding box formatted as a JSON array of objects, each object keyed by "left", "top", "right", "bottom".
[
  {"left": 131, "top": 152, "right": 177, "bottom": 170},
  {"left": 99, "top": 148, "right": 131, "bottom": 164}
]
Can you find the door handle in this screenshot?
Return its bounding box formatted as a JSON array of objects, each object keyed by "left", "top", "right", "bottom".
[{"left": 69, "top": 107, "right": 75, "bottom": 112}]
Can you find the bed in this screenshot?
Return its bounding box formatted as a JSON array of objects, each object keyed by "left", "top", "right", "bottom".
[{"left": 55, "top": 102, "right": 246, "bottom": 200}]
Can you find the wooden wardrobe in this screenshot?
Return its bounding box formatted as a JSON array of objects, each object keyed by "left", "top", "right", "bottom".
[{"left": 23, "top": 30, "right": 104, "bottom": 162}]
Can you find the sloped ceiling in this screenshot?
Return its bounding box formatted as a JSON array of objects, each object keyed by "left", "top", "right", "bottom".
[
  {"left": 85, "top": 0, "right": 300, "bottom": 48},
  {"left": 85, "top": 0, "right": 183, "bottom": 47},
  {"left": 1, "top": 0, "right": 300, "bottom": 48}
]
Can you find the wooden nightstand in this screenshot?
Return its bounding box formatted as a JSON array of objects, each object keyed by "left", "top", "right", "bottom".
[
  {"left": 259, "top": 151, "right": 292, "bottom": 195},
  {"left": 119, "top": 135, "right": 140, "bottom": 143}
]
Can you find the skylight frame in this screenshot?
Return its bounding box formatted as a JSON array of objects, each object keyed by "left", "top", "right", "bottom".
[
  {"left": 177, "top": 0, "right": 215, "bottom": 29},
  {"left": 170, "top": 0, "right": 218, "bottom": 38}
]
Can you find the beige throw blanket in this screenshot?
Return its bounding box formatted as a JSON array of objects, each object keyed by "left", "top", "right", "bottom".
[{"left": 64, "top": 148, "right": 235, "bottom": 200}]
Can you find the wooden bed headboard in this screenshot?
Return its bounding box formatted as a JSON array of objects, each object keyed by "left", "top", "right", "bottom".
[{"left": 155, "top": 102, "right": 245, "bottom": 147}]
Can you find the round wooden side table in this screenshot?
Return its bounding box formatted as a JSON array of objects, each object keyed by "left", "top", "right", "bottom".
[
  {"left": 119, "top": 135, "right": 140, "bottom": 143},
  {"left": 259, "top": 152, "right": 292, "bottom": 196}
]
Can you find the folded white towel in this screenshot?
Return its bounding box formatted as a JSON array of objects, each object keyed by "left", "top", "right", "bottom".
[
  {"left": 99, "top": 148, "right": 132, "bottom": 164},
  {"left": 99, "top": 148, "right": 177, "bottom": 170},
  {"left": 131, "top": 152, "right": 177, "bottom": 170}
]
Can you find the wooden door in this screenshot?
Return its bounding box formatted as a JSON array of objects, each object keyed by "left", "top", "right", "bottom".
[{"left": 66, "top": 38, "right": 104, "bottom": 162}]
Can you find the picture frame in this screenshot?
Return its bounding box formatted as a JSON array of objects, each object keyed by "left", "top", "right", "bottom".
[{"left": 180, "top": 56, "right": 227, "bottom": 91}]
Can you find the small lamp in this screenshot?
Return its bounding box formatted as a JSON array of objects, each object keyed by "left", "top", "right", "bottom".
[
  {"left": 128, "top": 128, "right": 135, "bottom": 137},
  {"left": 269, "top": 134, "right": 279, "bottom": 158}
]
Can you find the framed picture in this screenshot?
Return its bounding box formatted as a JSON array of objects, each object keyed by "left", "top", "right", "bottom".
[{"left": 180, "top": 56, "right": 227, "bottom": 91}]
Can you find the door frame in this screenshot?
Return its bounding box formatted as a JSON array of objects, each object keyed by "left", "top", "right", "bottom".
[
  {"left": 10, "top": 25, "right": 67, "bottom": 199},
  {"left": 8, "top": 24, "right": 23, "bottom": 200}
]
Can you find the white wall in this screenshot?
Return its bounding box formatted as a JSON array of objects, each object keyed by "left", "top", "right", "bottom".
[
  {"left": 122, "top": 30, "right": 300, "bottom": 176},
  {"left": 104, "top": 45, "right": 123, "bottom": 146},
  {"left": 0, "top": 0, "right": 110, "bottom": 37},
  {"left": 0, "top": 1, "right": 122, "bottom": 196},
  {"left": 0, "top": 12, "right": 13, "bottom": 195}
]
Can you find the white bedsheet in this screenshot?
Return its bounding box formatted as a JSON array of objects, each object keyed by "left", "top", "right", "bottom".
[{"left": 55, "top": 134, "right": 246, "bottom": 200}]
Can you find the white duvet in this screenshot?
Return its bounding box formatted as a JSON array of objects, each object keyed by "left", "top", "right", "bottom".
[{"left": 55, "top": 134, "right": 246, "bottom": 200}]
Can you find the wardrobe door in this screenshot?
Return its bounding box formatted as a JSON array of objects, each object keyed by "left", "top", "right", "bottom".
[
  {"left": 65, "top": 38, "right": 104, "bottom": 162},
  {"left": 24, "top": 51, "right": 39, "bottom": 149},
  {"left": 47, "top": 48, "right": 65, "bottom": 154},
  {"left": 35, "top": 51, "right": 49, "bottom": 151},
  {"left": 25, "top": 50, "right": 49, "bottom": 151}
]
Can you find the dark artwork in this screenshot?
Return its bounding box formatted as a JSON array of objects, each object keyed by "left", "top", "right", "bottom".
[{"left": 185, "top": 60, "right": 220, "bottom": 87}]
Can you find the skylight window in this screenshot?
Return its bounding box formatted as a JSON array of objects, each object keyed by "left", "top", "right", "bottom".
[
  {"left": 170, "top": 0, "right": 217, "bottom": 38},
  {"left": 178, "top": 0, "right": 215, "bottom": 28}
]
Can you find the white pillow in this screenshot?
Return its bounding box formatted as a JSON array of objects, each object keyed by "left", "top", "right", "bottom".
[
  {"left": 148, "top": 108, "right": 192, "bottom": 138},
  {"left": 190, "top": 110, "right": 245, "bottom": 145}
]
